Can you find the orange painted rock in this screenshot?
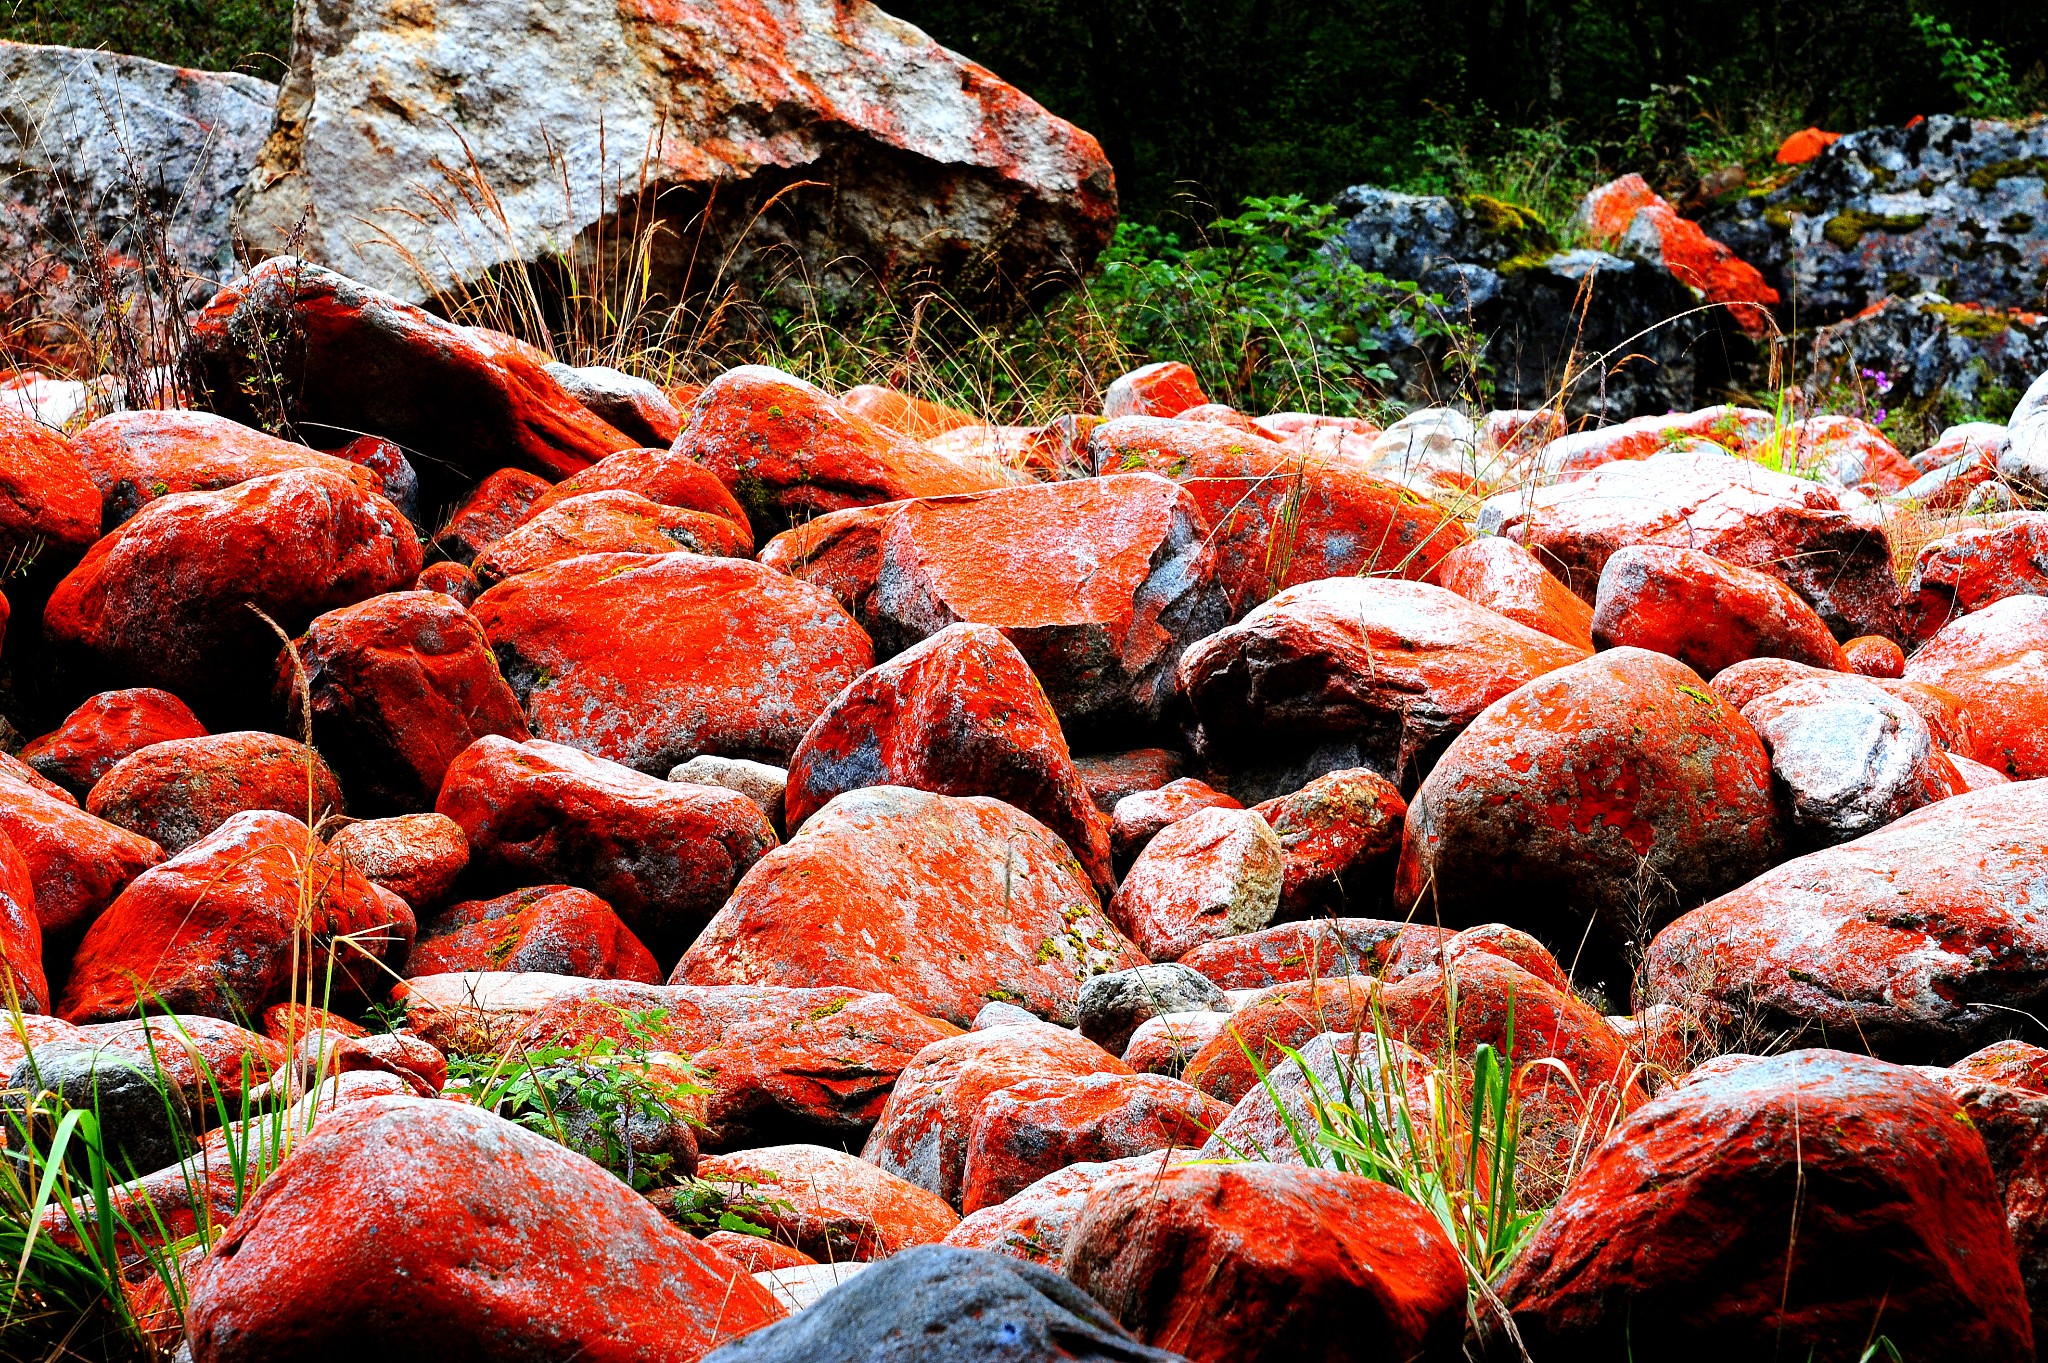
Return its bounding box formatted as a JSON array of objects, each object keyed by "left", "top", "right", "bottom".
[
  {"left": 0, "top": 405, "right": 99, "bottom": 562},
  {"left": 474, "top": 552, "right": 872, "bottom": 773},
  {"left": 86, "top": 732, "right": 344, "bottom": 855},
  {"left": 182, "top": 1097, "right": 784, "bottom": 1362},
  {"left": 677, "top": 787, "right": 1144, "bottom": 1028},
  {"left": 1121, "top": 1012, "right": 1233, "bottom": 1076},
  {"left": 1396, "top": 649, "right": 1780, "bottom": 980},
  {"left": 1480, "top": 444, "right": 1900, "bottom": 640},
  {"left": 693, "top": 1232, "right": 815, "bottom": 1275},
  {"left": 944, "top": 1151, "right": 1178, "bottom": 1267},
  {"left": 432, "top": 467, "right": 550, "bottom": 566},
  {"left": 519, "top": 980, "right": 958, "bottom": 1147},
  {"left": 1591, "top": 544, "right": 1848, "bottom": 674},
  {"left": 184, "top": 258, "right": 637, "bottom": 496},
  {"left": 326, "top": 814, "right": 468, "bottom": 911},
  {"left": 21, "top": 688, "right": 206, "bottom": 797},
  {"left": 1101, "top": 362, "right": 1208, "bottom": 420},
  {"left": 72, "top": 409, "right": 393, "bottom": 528},
  {"left": 413, "top": 560, "right": 479, "bottom": 607},
  {"left": 1177, "top": 918, "right": 1449, "bottom": 991},
  {"left": 1575, "top": 174, "right": 1779, "bottom": 337},
  {"left": 1064, "top": 1163, "right": 1466, "bottom": 1363},
  {"left": 520, "top": 443, "right": 750, "bottom": 531},
  {"left": 1074, "top": 749, "right": 1185, "bottom": 815},
  {"left": 1528, "top": 405, "right": 1776, "bottom": 480},
  {"left": 1905, "top": 512, "right": 2048, "bottom": 643},
  {"left": 0, "top": 752, "right": 72, "bottom": 807},
  {"left": 44, "top": 468, "right": 422, "bottom": 720},
  {"left": 872, "top": 474, "right": 1227, "bottom": 734},
  {"left": 1430, "top": 535, "right": 1595, "bottom": 650},
  {"left": 1252, "top": 768, "right": 1407, "bottom": 917},
  {"left": 1109, "top": 807, "right": 1282, "bottom": 962},
  {"left": 476, "top": 492, "right": 752, "bottom": 585},
  {"left": 860, "top": 1019, "right": 1129, "bottom": 1206},
  {"left": 1903, "top": 595, "right": 2048, "bottom": 778},
  {"left": 1740, "top": 673, "right": 1954, "bottom": 848},
  {"left": 1492, "top": 1050, "right": 2032, "bottom": 1360},
  {"left": 0, "top": 827, "right": 47, "bottom": 1011},
  {"left": 958, "top": 1072, "right": 1227, "bottom": 1213},
  {"left": 696, "top": 1144, "right": 958, "bottom": 1260},
  {"left": 436, "top": 736, "right": 776, "bottom": 965},
  {"left": 678, "top": 365, "right": 1005, "bottom": 537},
  {"left": 1776, "top": 126, "right": 1841, "bottom": 163},
  {"left": 1087, "top": 417, "right": 1470, "bottom": 615},
  {"left": 1178, "top": 578, "right": 1588, "bottom": 801},
  {"left": 784, "top": 623, "right": 1112, "bottom": 891},
  {"left": 755, "top": 501, "right": 903, "bottom": 636},
  {"left": 1643, "top": 781, "right": 2048, "bottom": 1059},
  {"left": 1783, "top": 414, "right": 1917, "bottom": 493},
  {"left": 841, "top": 386, "right": 981, "bottom": 440},
  {"left": 59, "top": 810, "right": 413, "bottom": 1023},
  {"left": 284, "top": 591, "right": 530, "bottom": 813},
  {"left": 1841, "top": 633, "right": 1905, "bottom": 676},
  {"left": 1953, "top": 1040, "right": 2048, "bottom": 1093},
  {"left": 1110, "top": 779, "right": 1241, "bottom": 870},
  {"left": 1181, "top": 976, "right": 1379, "bottom": 1103},
  {"left": 410, "top": 886, "right": 660, "bottom": 982},
  {"left": 0, "top": 779, "right": 162, "bottom": 953}
]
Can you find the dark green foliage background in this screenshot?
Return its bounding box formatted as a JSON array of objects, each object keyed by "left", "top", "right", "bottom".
[{"left": 1, "top": 0, "right": 292, "bottom": 77}]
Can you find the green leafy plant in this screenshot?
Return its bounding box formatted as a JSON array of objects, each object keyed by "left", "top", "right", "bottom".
[
  {"left": 1913, "top": 14, "right": 2024, "bottom": 119},
  {"left": 656, "top": 1172, "right": 794, "bottom": 1240}
]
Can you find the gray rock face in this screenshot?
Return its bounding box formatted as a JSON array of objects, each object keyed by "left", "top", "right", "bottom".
[
  {"left": 1740, "top": 676, "right": 1953, "bottom": 851},
  {"left": 6, "top": 1044, "right": 191, "bottom": 1177},
  {"left": 234, "top": 0, "right": 1117, "bottom": 310},
  {"left": 1807, "top": 292, "right": 2048, "bottom": 421},
  {"left": 1999, "top": 370, "right": 2048, "bottom": 495},
  {"left": 1197, "top": 1032, "right": 1421, "bottom": 1163},
  {"left": 669, "top": 755, "right": 789, "bottom": 833},
  {"left": 1705, "top": 115, "right": 2048, "bottom": 324},
  {"left": 0, "top": 41, "right": 276, "bottom": 353},
  {"left": 1077, "top": 964, "right": 1230, "bottom": 1057}
]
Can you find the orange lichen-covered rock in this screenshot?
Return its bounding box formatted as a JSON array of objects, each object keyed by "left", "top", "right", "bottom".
[
  {"left": 1101, "top": 362, "right": 1208, "bottom": 420},
  {"left": 326, "top": 814, "right": 468, "bottom": 911},
  {"left": 756, "top": 500, "right": 902, "bottom": 631},
  {"left": 413, "top": 560, "right": 479, "bottom": 607},
  {"left": 1396, "top": 649, "right": 1780, "bottom": 976},
  {"left": 693, "top": 1232, "right": 815, "bottom": 1275},
  {"left": 841, "top": 385, "right": 981, "bottom": 440},
  {"left": 410, "top": 886, "right": 661, "bottom": 983},
  {"left": 0, "top": 404, "right": 100, "bottom": 560},
  {"left": 44, "top": 468, "right": 423, "bottom": 720},
  {"left": 0, "top": 828, "right": 47, "bottom": 1011},
  {"left": 1528, "top": 405, "right": 1777, "bottom": 480},
  {"left": 678, "top": 365, "right": 1006, "bottom": 537},
  {"left": 182, "top": 1097, "right": 784, "bottom": 1362},
  {"left": 1782, "top": 414, "right": 1917, "bottom": 493},
  {"left": 1108, "top": 807, "right": 1283, "bottom": 962},
  {"left": 437, "top": 736, "right": 777, "bottom": 965},
  {"left": 696, "top": 1144, "right": 959, "bottom": 1261},
  {"left": 71, "top": 409, "right": 392, "bottom": 528},
  {"left": 1110, "top": 779, "right": 1242, "bottom": 869},
  {"left": 58, "top": 810, "right": 413, "bottom": 1023},
  {"left": 1776, "top": 127, "right": 1842, "bottom": 163},
  {"left": 1953, "top": 1040, "right": 2048, "bottom": 1094},
  {"left": 1493, "top": 1051, "right": 2032, "bottom": 1360},
  {"left": 861, "top": 1019, "right": 1129, "bottom": 1206},
  {"left": 1903, "top": 595, "right": 2048, "bottom": 778},
  {"left": 1064, "top": 1163, "right": 1466, "bottom": 1363},
  {"left": 1711, "top": 655, "right": 1980, "bottom": 756},
  {"left": 872, "top": 474, "right": 1227, "bottom": 733},
  {"left": 283, "top": 592, "right": 530, "bottom": 814},
  {"left": 520, "top": 443, "right": 750, "bottom": 531},
  {"left": 1591, "top": 544, "right": 1849, "bottom": 674},
  {"left": 1181, "top": 976, "right": 1378, "bottom": 1103},
  {"left": 1087, "top": 417, "right": 1470, "bottom": 615},
  {"left": 784, "top": 623, "right": 1112, "bottom": 891},
  {"left": 677, "top": 787, "right": 1144, "bottom": 1028},
  {"left": 476, "top": 492, "right": 752, "bottom": 585},
  {"left": 86, "top": 732, "right": 344, "bottom": 855},
  {"left": 1575, "top": 174, "right": 1780, "bottom": 338},
  {"left": 432, "top": 467, "right": 551, "bottom": 566},
  {"left": 474, "top": 552, "right": 872, "bottom": 773},
  {"left": 1178, "top": 578, "right": 1588, "bottom": 799},
  {"left": 1429, "top": 535, "right": 1595, "bottom": 650},
  {"left": 1074, "top": 749, "right": 1185, "bottom": 815},
  {"left": 21, "top": 689, "right": 206, "bottom": 797},
  {"left": 0, "top": 779, "right": 162, "bottom": 952},
  {"left": 1904, "top": 512, "right": 2048, "bottom": 643},
  {"left": 958, "top": 1072, "right": 1227, "bottom": 1213},
  {"left": 1252, "top": 768, "right": 1407, "bottom": 917},
  {"left": 1177, "top": 918, "right": 1449, "bottom": 991},
  {"left": 1841, "top": 633, "right": 1905, "bottom": 676},
  {"left": 1643, "top": 781, "right": 2048, "bottom": 1059},
  {"left": 944, "top": 1151, "right": 1178, "bottom": 1267},
  {"left": 0, "top": 752, "right": 71, "bottom": 807}
]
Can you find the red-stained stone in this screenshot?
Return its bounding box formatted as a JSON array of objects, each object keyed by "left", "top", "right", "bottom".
[
  {"left": 327, "top": 435, "right": 418, "bottom": 521},
  {"left": 182, "top": 1097, "right": 784, "bottom": 1362},
  {"left": 1741, "top": 673, "right": 1954, "bottom": 848},
  {"left": 433, "top": 467, "right": 551, "bottom": 566},
  {"left": 785, "top": 623, "right": 1112, "bottom": 891},
  {"left": 1480, "top": 444, "right": 1900, "bottom": 640},
  {"left": 1110, "top": 779, "right": 1241, "bottom": 869},
  {"left": 325, "top": 814, "right": 467, "bottom": 912},
  {"left": 0, "top": 404, "right": 103, "bottom": 559},
  {"left": 0, "top": 779, "right": 162, "bottom": 952},
  {"left": 841, "top": 385, "right": 981, "bottom": 440},
  {"left": 413, "top": 560, "right": 479, "bottom": 607},
  {"left": 677, "top": 786, "right": 1144, "bottom": 1028},
  {"left": 59, "top": 810, "right": 413, "bottom": 1024},
  {"left": 21, "top": 688, "right": 206, "bottom": 797},
  {"left": 1121, "top": 1012, "right": 1232, "bottom": 1076},
  {"left": 0, "top": 828, "right": 46, "bottom": 1010},
  {"left": 437, "top": 736, "right": 777, "bottom": 965},
  {"left": 1430, "top": 535, "right": 1595, "bottom": 650},
  {"left": 1181, "top": 976, "right": 1378, "bottom": 1103},
  {"left": 1841, "top": 632, "right": 1905, "bottom": 676},
  {"left": 872, "top": 474, "right": 1227, "bottom": 733},
  {"left": 1903, "top": 595, "right": 2048, "bottom": 778},
  {"left": 1905, "top": 512, "right": 2048, "bottom": 642},
  {"left": 521, "top": 444, "right": 751, "bottom": 532},
  {"left": 1949, "top": 750, "right": 2013, "bottom": 790},
  {"left": 756, "top": 501, "right": 902, "bottom": 632},
  {"left": 943, "top": 1151, "right": 1177, "bottom": 1267},
  {"left": 410, "top": 886, "right": 661, "bottom": 983},
  {"left": 44, "top": 468, "right": 423, "bottom": 719},
  {"left": 1396, "top": 922, "right": 1573, "bottom": 995},
  {"left": 0, "top": 751, "right": 71, "bottom": 807},
  {"left": 1179, "top": 577, "right": 1588, "bottom": 798},
  {"left": 958, "top": 1071, "right": 1227, "bottom": 1213},
  {"left": 1073, "top": 749, "right": 1185, "bottom": 815},
  {"left": 1065, "top": 1163, "right": 1466, "bottom": 1363},
  {"left": 1576, "top": 175, "right": 1780, "bottom": 337},
  {"left": 1492, "top": 1051, "right": 2032, "bottom": 1360},
  {"left": 1591, "top": 544, "right": 1848, "bottom": 674},
  {"left": 1528, "top": 406, "right": 1777, "bottom": 480},
  {"left": 1178, "top": 918, "right": 1450, "bottom": 991},
  {"left": 1954, "top": 1041, "right": 2048, "bottom": 1094},
  {"left": 1397, "top": 648, "right": 1780, "bottom": 975},
  {"left": 260, "top": 1002, "right": 364, "bottom": 1046},
  {"left": 1643, "top": 781, "right": 2048, "bottom": 1059},
  {"left": 72, "top": 409, "right": 389, "bottom": 528},
  {"left": 1714, "top": 656, "right": 1980, "bottom": 758},
  {"left": 476, "top": 493, "right": 752, "bottom": 585},
  {"left": 860, "top": 1019, "right": 1129, "bottom": 1206},
  {"left": 694, "top": 1231, "right": 816, "bottom": 1274},
  {"left": 1252, "top": 768, "right": 1406, "bottom": 917},
  {"left": 474, "top": 552, "right": 872, "bottom": 773},
  {"left": 678, "top": 365, "right": 1006, "bottom": 537},
  {"left": 86, "top": 732, "right": 343, "bottom": 856},
  {"left": 1776, "top": 127, "right": 1841, "bottom": 163},
  {"left": 1934, "top": 1078, "right": 2048, "bottom": 1358},
  {"left": 1087, "top": 417, "right": 1471, "bottom": 615},
  {"left": 696, "top": 1144, "right": 959, "bottom": 1260},
  {"left": 1101, "top": 362, "right": 1208, "bottom": 420},
  {"left": 284, "top": 591, "right": 530, "bottom": 813},
  {"left": 1109, "top": 807, "right": 1282, "bottom": 962},
  {"left": 1782, "top": 414, "right": 1917, "bottom": 492},
  {"left": 1607, "top": 1002, "right": 1702, "bottom": 1086}
]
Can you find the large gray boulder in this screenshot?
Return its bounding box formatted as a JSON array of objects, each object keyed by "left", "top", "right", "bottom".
[
  {"left": 233, "top": 0, "right": 1117, "bottom": 309},
  {"left": 1806, "top": 291, "right": 2048, "bottom": 423}
]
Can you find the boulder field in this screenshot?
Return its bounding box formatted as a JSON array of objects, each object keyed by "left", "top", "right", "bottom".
[{"left": 5, "top": 258, "right": 2048, "bottom": 1360}]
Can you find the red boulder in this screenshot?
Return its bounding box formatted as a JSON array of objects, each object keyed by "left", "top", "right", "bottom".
[
  {"left": 72, "top": 409, "right": 390, "bottom": 528},
  {"left": 0, "top": 404, "right": 100, "bottom": 560},
  {"left": 1903, "top": 594, "right": 2048, "bottom": 778},
  {"left": 943, "top": 1151, "right": 1177, "bottom": 1267},
  {"left": 409, "top": 886, "right": 660, "bottom": 982},
  {"left": 21, "top": 688, "right": 206, "bottom": 797},
  {"left": 1841, "top": 632, "right": 1905, "bottom": 676},
  {"left": 1110, "top": 778, "right": 1241, "bottom": 869},
  {"left": 756, "top": 502, "right": 900, "bottom": 632},
  {"left": 432, "top": 467, "right": 550, "bottom": 566},
  {"left": 0, "top": 828, "right": 47, "bottom": 1011},
  {"left": 1073, "top": 749, "right": 1186, "bottom": 815},
  {"left": 1101, "top": 362, "right": 1208, "bottom": 420},
  {"left": 1178, "top": 918, "right": 1447, "bottom": 991},
  {"left": 1252, "top": 768, "right": 1407, "bottom": 917},
  {"left": 326, "top": 814, "right": 468, "bottom": 911},
  {"left": 958, "top": 1071, "right": 1228, "bottom": 1213},
  {"left": 0, "top": 779, "right": 162, "bottom": 954},
  {"left": 841, "top": 385, "right": 981, "bottom": 440},
  {"left": 695, "top": 1144, "right": 959, "bottom": 1260},
  {"left": 1590, "top": 544, "right": 1848, "bottom": 674},
  {"left": 475, "top": 491, "right": 752, "bottom": 586},
  {"left": 1109, "top": 807, "right": 1283, "bottom": 961},
  {"left": 1906, "top": 512, "right": 2048, "bottom": 643},
  {"left": 1430, "top": 534, "right": 1596, "bottom": 650},
  {"left": 86, "top": 731, "right": 344, "bottom": 855}
]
